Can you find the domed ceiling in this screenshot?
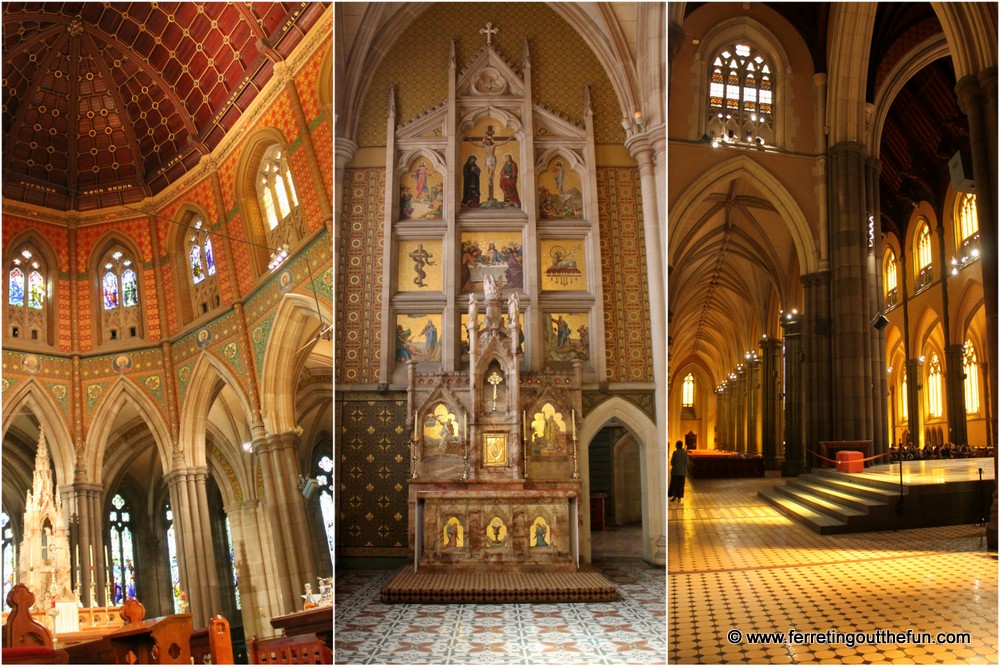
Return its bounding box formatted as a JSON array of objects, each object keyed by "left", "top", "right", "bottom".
[{"left": 2, "top": 2, "right": 327, "bottom": 212}]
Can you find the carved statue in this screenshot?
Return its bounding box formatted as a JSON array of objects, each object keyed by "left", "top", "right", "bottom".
[
  {"left": 468, "top": 293, "right": 478, "bottom": 321},
  {"left": 507, "top": 292, "right": 519, "bottom": 326}
]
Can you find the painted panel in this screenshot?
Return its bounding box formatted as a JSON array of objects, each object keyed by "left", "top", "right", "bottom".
[
  {"left": 544, "top": 312, "right": 590, "bottom": 361},
  {"left": 399, "top": 159, "right": 443, "bottom": 221},
  {"left": 540, "top": 239, "right": 587, "bottom": 291},
  {"left": 394, "top": 313, "right": 442, "bottom": 363},
  {"left": 396, "top": 240, "right": 442, "bottom": 292},
  {"left": 459, "top": 232, "right": 523, "bottom": 292},
  {"left": 460, "top": 117, "right": 521, "bottom": 210},
  {"left": 538, "top": 158, "right": 583, "bottom": 220}
]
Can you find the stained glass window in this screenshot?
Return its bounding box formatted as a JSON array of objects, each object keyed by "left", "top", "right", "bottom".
[
  {"left": 122, "top": 269, "right": 138, "bottom": 308},
  {"left": 706, "top": 43, "right": 775, "bottom": 146},
  {"left": 9, "top": 267, "right": 23, "bottom": 306},
  {"left": 257, "top": 145, "right": 299, "bottom": 231},
  {"left": 682, "top": 374, "right": 695, "bottom": 407},
  {"left": 964, "top": 341, "right": 980, "bottom": 414},
  {"left": 928, "top": 354, "right": 942, "bottom": 418},
  {"left": 190, "top": 244, "right": 205, "bottom": 284},
  {"left": 103, "top": 272, "right": 119, "bottom": 310},
  {"left": 224, "top": 517, "right": 241, "bottom": 610},
  {"left": 2, "top": 512, "right": 14, "bottom": 610},
  {"left": 204, "top": 237, "right": 216, "bottom": 277},
  {"left": 166, "top": 505, "right": 182, "bottom": 614},
  {"left": 27, "top": 271, "right": 43, "bottom": 309},
  {"left": 317, "top": 455, "right": 334, "bottom": 565},
  {"left": 108, "top": 494, "right": 135, "bottom": 604}
]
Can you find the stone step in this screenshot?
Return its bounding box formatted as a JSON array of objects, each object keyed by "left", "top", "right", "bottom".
[
  {"left": 786, "top": 477, "right": 898, "bottom": 511},
  {"left": 757, "top": 490, "right": 848, "bottom": 534},
  {"left": 810, "top": 467, "right": 903, "bottom": 494},
  {"left": 771, "top": 484, "right": 868, "bottom": 518}
]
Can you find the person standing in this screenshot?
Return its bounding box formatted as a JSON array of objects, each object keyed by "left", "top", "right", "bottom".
[{"left": 669, "top": 440, "right": 689, "bottom": 503}]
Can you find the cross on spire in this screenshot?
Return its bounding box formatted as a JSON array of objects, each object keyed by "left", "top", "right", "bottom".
[{"left": 480, "top": 22, "right": 498, "bottom": 46}]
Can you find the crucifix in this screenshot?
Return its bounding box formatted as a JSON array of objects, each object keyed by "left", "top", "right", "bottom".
[
  {"left": 487, "top": 370, "right": 504, "bottom": 411},
  {"left": 480, "top": 22, "right": 498, "bottom": 45}
]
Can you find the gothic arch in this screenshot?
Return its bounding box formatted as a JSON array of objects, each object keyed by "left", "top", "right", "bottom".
[
  {"left": 579, "top": 396, "right": 660, "bottom": 565},
  {"left": 953, "top": 280, "right": 986, "bottom": 344},
  {"left": 825, "top": 3, "right": 877, "bottom": 144},
  {"left": 931, "top": 2, "right": 998, "bottom": 79},
  {"left": 259, "top": 293, "right": 330, "bottom": 435},
  {"left": 4, "top": 228, "right": 61, "bottom": 347},
  {"left": 86, "top": 377, "right": 173, "bottom": 485},
  {"left": 668, "top": 154, "right": 819, "bottom": 274},
  {"left": 234, "top": 127, "right": 297, "bottom": 279},
  {"left": 86, "top": 230, "right": 147, "bottom": 345},
  {"left": 179, "top": 351, "right": 255, "bottom": 469},
  {"left": 1, "top": 379, "right": 75, "bottom": 487},
  {"left": 169, "top": 202, "right": 219, "bottom": 327},
  {"left": 318, "top": 43, "right": 332, "bottom": 112}
]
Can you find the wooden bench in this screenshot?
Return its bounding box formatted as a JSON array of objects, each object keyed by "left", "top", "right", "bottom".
[
  {"left": 62, "top": 598, "right": 193, "bottom": 664},
  {"left": 1, "top": 583, "right": 69, "bottom": 664},
  {"left": 250, "top": 606, "right": 331, "bottom": 664},
  {"left": 191, "top": 615, "right": 234, "bottom": 664}
]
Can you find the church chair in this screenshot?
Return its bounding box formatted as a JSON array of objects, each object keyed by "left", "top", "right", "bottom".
[{"left": 1, "top": 583, "right": 69, "bottom": 664}]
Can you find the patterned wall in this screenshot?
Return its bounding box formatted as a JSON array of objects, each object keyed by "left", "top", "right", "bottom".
[
  {"left": 356, "top": 2, "right": 624, "bottom": 146},
  {"left": 335, "top": 168, "right": 384, "bottom": 385},
  {"left": 1, "top": 351, "right": 74, "bottom": 427},
  {"left": 79, "top": 348, "right": 167, "bottom": 433},
  {"left": 295, "top": 39, "right": 327, "bottom": 125},
  {"left": 336, "top": 394, "right": 409, "bottom": 557},
  {"left": 597, "top": 167, "right": 654, "bottom": 383}
]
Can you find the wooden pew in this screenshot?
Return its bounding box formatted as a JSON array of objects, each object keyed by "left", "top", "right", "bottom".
[
  {"left": 249, "top": 607, "right": 332, "bottom": 664},
  {"left": 1, "top": 583, "right": 69, "bottom": 664},
  {"left": 191, "top": 615, "right": 234, "bottom": 664},
  {"left": 62, "top": 598, "right": 193, "bottom": 664}
]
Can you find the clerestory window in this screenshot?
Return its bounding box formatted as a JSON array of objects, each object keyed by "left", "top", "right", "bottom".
[{"left": 706, "top": 42, "right": 774, "bottom": 147}]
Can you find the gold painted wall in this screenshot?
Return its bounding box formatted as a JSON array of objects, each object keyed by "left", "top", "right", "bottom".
[{"left": 356, "top": 2, "right": 624, "bottom": 146}]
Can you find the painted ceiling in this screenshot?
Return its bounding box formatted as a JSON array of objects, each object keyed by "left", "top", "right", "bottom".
[{"left": 2, "top": 2, "right": 327, "bottom": 212}]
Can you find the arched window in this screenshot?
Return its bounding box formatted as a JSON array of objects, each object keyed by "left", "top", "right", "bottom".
[
  {"left": 108, "top": 493, "right": 135, "bottom": 604},
  {"left": 2, "top": 511, "right": 14, "bottom": 608},
  {"left": 224, "top": 516, "right": 240, "bottom": 610},
  {"left": 706, "top": 42, "right": 774, "bottom": 147},
  {"left": 927, "top": 354, "right": 942, "bottom": 418},
  {"left": 682, "top": 374, "right": 695, "bottom": 407},
  {"left": 256, "top": 145, "right": 304, "bottom": 269},
  {"left": 964, "top": 341, "right": 980, "bottom": 414},
  {"left": 98, "top": 245, "right": 142, "bottom": 343},
  {"left": 957, "top": 193, "right": 979, "bottom": 256},
  {"left": 900, "top": 371, "right": 908, "bottom": 421},
  {"left": 316, "top": 455, "right": 334, "bottom": 566},
  {"left": 916, "top": 223, "right": 933, "bottom": 288},
  {"left": 165, "top": 504, "right": 182, "bottom": 614},
  {"left": 884, "top": 249, "right": 898, "bottom": 307},
  {"left": 185, "top": 217, "right": 220, "bottom": 319},
  {"left": 6, "top": 244, "right": 49, "bottom": 344}
]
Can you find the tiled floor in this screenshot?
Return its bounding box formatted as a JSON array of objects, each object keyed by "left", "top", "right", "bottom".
[
  {"left": 669, "top": 476, "right": 999, "bottom": 664},
  {"left": 336, "top": 526, "right": 665, "bottom": 665}
]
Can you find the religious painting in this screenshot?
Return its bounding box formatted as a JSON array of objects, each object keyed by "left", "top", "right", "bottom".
[
  {"left": 482, "top": 432, "right": 508, "bottom": 467},
  {"left": 442, "top": 517, "right": 464, "bottom": 548},
  {"left": 396, "top": 240, "right": 443, "bottom": 292},
  {"left": 538, "top": 158, "right": 583, "bottom": 219},
  {"left": 460, "top": 312, "right": 524, "bottom": 360},
  {"left": 399, "top": 158, "right": 443, "bottom": 220},
  {"left": 423, "top": 403, "right": 464, "bottom": 456},
  {"left": 485, "top": 516, "right": 508, "bottom": 546},
  {"left": 545, "top": 312, "right": 591, "bottom": 361},
  {"left": 395, "top": 313, "right": 443, "bottom": 362},
  {"left": 529, "top": 402, "right": 569, "bottom": 457},
  {"left": 460, "top": 117, "right": 521, "bottom": 210},
  {"left": 530, "top": 516, "right": 552, "bottom": 548},
  {"left": 460, "top": 232, "right": 523, "bottom": 292},
  {"left": 540, "top": 239, "right": 587, "bottom": 291}
]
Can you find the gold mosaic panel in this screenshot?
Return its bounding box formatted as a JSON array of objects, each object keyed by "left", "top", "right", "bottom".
[
  {"left": 356, "top": 3, "right": 623, "bottom": 145},
  {"left": 540, "top": 239, "right": 587, "bottom": 291},
  {"left": 396, "top": 240, "right": 443, "bottom": 292}
]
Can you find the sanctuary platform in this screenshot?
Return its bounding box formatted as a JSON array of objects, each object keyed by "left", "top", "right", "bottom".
[{"left": 760, "top": 457, "right": 995, "bottom": 534}]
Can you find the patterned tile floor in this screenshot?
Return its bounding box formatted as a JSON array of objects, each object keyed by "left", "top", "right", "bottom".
[
  {"left": 336, "top": 527, "right": 666, "bottom": 665},
  {"left": 669, "top": 476, "right": 999, "bottom": 664}
]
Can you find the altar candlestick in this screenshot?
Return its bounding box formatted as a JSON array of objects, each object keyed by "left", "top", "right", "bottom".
[
  {"left": 464, "top": 412, "right": 468, "bottom": 440},
  {"left": 89, "top": 545, "right": 94, "bottom": 568},
  {"left": 572, "top": 409, "right": 576, "bottom": 440},
  {"left": 522, "top": 411, "right": 527, "bottom": 440},
  {"left": 414, "top": 411, "right": 419, "bottom": 439}
]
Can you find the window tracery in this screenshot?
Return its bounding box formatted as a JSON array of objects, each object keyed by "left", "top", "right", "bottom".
[
  {"left": 108, "top": 493, "right": 135, "bottom": 605},
  {"left": 6, "top": 245, "right": 48, "bottom": 343},
  {"left": 317, "top": 454, "right": 334, "bottom": 565},
  {"left": 682, "top": 373, "right": 695, "bottom": 407},
  {"left": 927, "top": 354, "right": 942, "bottom": 418},
  {"left": 165, "top": 504, "right": 182, "bottom": 614},
  {"left": 706, "top": 42, "right": 774, "bottom": 147},
  {"left": 884, "top": 249, "right": 898, "bottom": 307},
  {"left": 186, "top": 218, "right": 220, "bottom": 318},
  {"left": 957, "top": 193, "right": 979, "bottom": 259},
  {"left": 916, "top": 223, "right": 933, "bottom": 289},
  {"left": 964, "top": 341, "right": 980, "bottom": 415},
  {"left": 99, "top": 245, "right": 142, "bottom": 343},
  {"left": 256, "top": 145, "right": 304, "bottom": 269}
]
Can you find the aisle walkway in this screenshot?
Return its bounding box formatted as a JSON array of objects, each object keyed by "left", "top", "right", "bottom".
[{"left": 668, "top": 477, "right": 998, "bottom": 664}]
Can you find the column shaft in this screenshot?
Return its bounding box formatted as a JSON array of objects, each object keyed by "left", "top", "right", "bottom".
[
  {"left": 782, "top": 318, "right": 805, "bottom": 476},
  {"left": 760, "top": 338, "right": 783, "bottom": 469}
]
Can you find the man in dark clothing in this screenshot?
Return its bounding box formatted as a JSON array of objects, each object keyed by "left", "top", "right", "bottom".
[{"left": 669, "top": 440, "right": 689, "bottom": 503}]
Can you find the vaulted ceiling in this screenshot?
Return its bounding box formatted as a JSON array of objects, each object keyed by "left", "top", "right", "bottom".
[{"left": 2, "top": 2, "right": 327, "bottom": 212}]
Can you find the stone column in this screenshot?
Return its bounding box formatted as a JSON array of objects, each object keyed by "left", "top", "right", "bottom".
[
  {"left": 734, "top": 366, "right": 747, "bottom": 454},
  {"left": 193, "top": 468, "right": 223, "bottom": 616},
  {"left": 334, "top": 138, "right": 358, "bottom": 233},
  {"left": 69, "top": 482, "right": 102, "bottom": 605},
  {"left": 747, "top": 356, "right": 760, "bottom": 455},
  {"left": 866, "top": 157, "right": 888, "bottom": 456},
  {"left": 760, "top": 337, "right": 783, "bottom": 469},
  {"left": 255, "top": 436, "right": 296, "bottom": 613},
  {"left": 781, "top": 316, "right": 805, "bottom": 476},
  {"left": 165, "top": 468, "right": 202, "bottom": 626},
  {"left": 945, "top": 344, "right": 968, "bottom": 445},
  {"left": 906, "top": 358, "right": 923, "bottom": 448},
  {"left": 802, "top": 272, "right": 833, "bottom": 459},
  {"left": 827, "top": 142, "right": 875, "bottom": 442},
  {"left": 224, "top": 503, "right": 260, "bottom": 640}
]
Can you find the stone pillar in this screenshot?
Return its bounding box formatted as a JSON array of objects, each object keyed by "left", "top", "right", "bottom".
[
  {"left": 747, "top": 356, "right": 760, "bottom": 455},
  {"left": 906, "top": 358, "right": 923, "bottom": 448},
  {"left": 734, "top": 366, "right": 747, "bottom": 454},
  {"left": 334, "top": 138, "right": 358, "bottom": 233},
  {"left": 224, "top": 503, "right": 262, "bottom": 640},
  {"left": 271, "top": 431, "right": 317, "bottom": 588},
  {"left": 166, "top": 468, "right": 202, "bottom": 626},
  {"left": 802, "top": 272, "right": 833, "bottom": 459},
  {"left": 866, "top": 157, "right": 888, "bottom": 456},
  {"left": 69, "top": 482, "right": 102, "bottom": 606},
  {"left": 255, "top": 436, "right": 296, "bottom": 613},
  {"left": 146, "top": 206, "right": 170, "bottom": 341},
  {"left": 760, "top": 337, "right": 783, "bottom": 469},
  {"left": 956, "top": 71, "right": 999, "bottom": 548},
  {"left": 781, "top": 316, "right": 805, "bottom": 476},
  {"left": 945, "top": 343, "right": 968, "bottom": 445},
  {"left": 827, "top": 142, "right": 875, "bottom": 442},
  {"left": 193, "top": 469, "right": 223, "bottom": 616}
]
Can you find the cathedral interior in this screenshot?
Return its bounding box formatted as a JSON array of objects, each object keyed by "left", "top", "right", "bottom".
[{"left": 1, "top": 2, "right": 334, "bottom": 660}]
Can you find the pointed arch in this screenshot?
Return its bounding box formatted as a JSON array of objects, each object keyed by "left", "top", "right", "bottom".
[
  {"left": 179, "top": 351, "right": 256, "bottom": 469},
  {"left": 87, "top": 230, "right": 147, "bottom": 344},
  {"left": 86, "top": 377, "right": 173, "bottom": 484},
  {"left": 169, "top": 202, "right": 220, "bottom": 326},
  {"left": 668, "top": 154, "right": 819, "bottom": 274},
  {"left": 579, "top": 396, "right": 660, "bottom": 565},
  {"left": 1, "top": 378, "right": 75, "bottom": 486},
  {"left": 4, "top": 228, "right": 61, "bottom": 347},
  {"left": 259, "top": 293, "right": 330, "bottom": 434}
]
